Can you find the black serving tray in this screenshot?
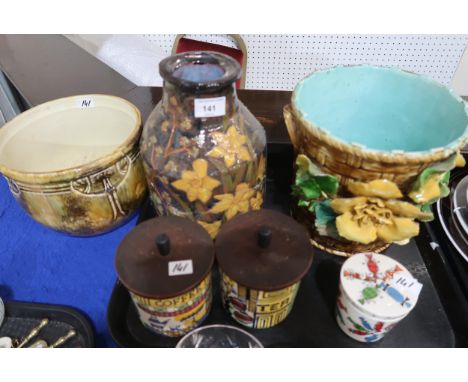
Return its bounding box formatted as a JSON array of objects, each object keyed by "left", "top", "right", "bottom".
[
  {"left": 0, "top": 300, "right": 95, "bottom": 347},
  {"left": 414, "top": 159, "right": 468, "bottom": 347},
  {"left": 107, "top": 143, "right": 457, "bottom": 347}
]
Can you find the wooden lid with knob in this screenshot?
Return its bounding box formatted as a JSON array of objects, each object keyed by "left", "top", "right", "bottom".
[
  {"left": 215, "top": 209, "right": 314, "bottom": 291},
  {"left": 115, "top": 216, "right": 214, "bottom": 299}
]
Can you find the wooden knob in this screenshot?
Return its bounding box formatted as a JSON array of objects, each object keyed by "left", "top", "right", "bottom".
[
  {"left": 258, "top": 226, "right": 272, "bottom": 249},
  {"left": 156, "top": 234, "right": 171, "bottom": 256}
]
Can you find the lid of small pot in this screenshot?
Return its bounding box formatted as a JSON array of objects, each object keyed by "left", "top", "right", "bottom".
[
  {"left": 340, "top": 253, "right": 422, "bottom": 320},
  {"left": 215, "top": 209, "right": 313, "bottom": 291},
  {"left": 115, "top": 217, "right": 214, "bottom": 299}
]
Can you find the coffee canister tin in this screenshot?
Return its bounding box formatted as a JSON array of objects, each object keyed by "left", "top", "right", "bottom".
[
  {"left": 215, "top": 210, "right": 314, "bottom": 329},
  {"left": 336, "top": 252, "right": 422, "bottom": 343},
  {"left": 115, "top": 216, "right": 214, "bottom": 337}
]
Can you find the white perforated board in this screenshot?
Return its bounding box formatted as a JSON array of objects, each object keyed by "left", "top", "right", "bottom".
[{"left": 141, "top": 34, "right": 468, "bottom": 90}]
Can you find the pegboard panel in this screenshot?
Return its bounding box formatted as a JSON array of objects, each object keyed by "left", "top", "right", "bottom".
[{"left": 141, "top": 34, "right": 468, "bottom": 90}]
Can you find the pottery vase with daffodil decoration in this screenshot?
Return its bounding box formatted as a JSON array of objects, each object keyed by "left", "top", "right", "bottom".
[{"left": 140, "top": 52, "right": 266, "bottom": 239}]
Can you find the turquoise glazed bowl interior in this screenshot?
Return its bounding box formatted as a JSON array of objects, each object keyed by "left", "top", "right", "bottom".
[{"left": 293, "top": 65, "right": 468, "bottom": 153}]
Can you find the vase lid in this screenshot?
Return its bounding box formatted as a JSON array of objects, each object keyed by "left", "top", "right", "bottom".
[
  {"left": 340, "top": 253, "right": 422, "bottom": 320},
  {"left": 215, "top": 209, "right": 313, "bottom": 291},
  {"left": 115, "top": 216, "right": 214, "bottom": 299}
]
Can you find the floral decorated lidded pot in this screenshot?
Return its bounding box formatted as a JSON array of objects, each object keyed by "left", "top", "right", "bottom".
[
  {"left": 140, "top": 51, "right": 266, "bottom": 239},
  {"left": 336, "top": 252, "right": 422, "bottom": 343}
]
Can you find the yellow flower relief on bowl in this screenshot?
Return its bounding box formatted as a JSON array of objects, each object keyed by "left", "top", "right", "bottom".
[
  {"left": 408, "top": 173, "right": 448, "bottom": 204},
  {"left": 207, "top": 126, "right": 252, "bottom": 168},
  {"left": 330, "top": 179, "right": 429, "bottom": 244},
  {"left": 347, "top": 179, "right": 403, "bottom": 199},
  {"left": 209, "top": 183, "right": 256, "bottom": 220},
  {"left": 455, "top": 151, "right": 466, "bottom": 168},
  {"left": 172, "top": 159, "right": 221, "bottom": 204}
]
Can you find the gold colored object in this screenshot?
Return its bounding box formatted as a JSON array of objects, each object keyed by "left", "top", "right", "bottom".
[
  {"left": 49, "top": 330, "right": 76, "bottom": 348},
  {"left": 17, "top": 318, "right": 49, "bottom": 348},
  {"left": 28, "top": 339, "right": 48, "bottom": 348}
]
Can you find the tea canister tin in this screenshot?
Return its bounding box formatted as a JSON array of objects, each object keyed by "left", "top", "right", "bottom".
[
  {"left": 215, "top": 209, "right": 313, "bottom": 329},
  {"left": 115, "top": 216, "right": 214, "bottom": 337},
  {"left": 336, "top": 252, "right": 422, "bottom": 343}
]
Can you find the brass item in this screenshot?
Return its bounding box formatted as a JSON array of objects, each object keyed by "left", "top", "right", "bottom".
[
  {"left": 28, "top": 340, "right": 48, "bottom": 348},
  {"left": 49, "top": 330, "right": 76, "bottom": 348},
  {"left": 17, "top": 318, "right": 49, "bottom": 348}
]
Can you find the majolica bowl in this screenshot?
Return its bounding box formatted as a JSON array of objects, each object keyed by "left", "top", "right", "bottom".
[
  {"left": 0, "top": 94, "right": 147, "bottom": 235},
  {"left": 284, "top": 65, "right": 468, "bottom": 256}
]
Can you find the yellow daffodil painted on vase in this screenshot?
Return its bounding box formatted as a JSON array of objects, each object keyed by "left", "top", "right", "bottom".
[
  {"left": 198, "top": 220, "right": 222, "bottom": 239},
  {"left": 256, "top": 155, "right": 266, "bottom": 182},
  {"left": 208, "top": 126, "right": 252, "bottom": 168},
  {"left": 209, "top": 183, "right": 256, "bottom": 220},
  {"left": 171, "top": 159, "right": 221, "bottom": 204},
  {"left": 250, "top": 192, "right": 263, "bottom": 210}
]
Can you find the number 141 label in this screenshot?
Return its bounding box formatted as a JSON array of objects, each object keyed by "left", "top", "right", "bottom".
[{"left": 194, "top": 96, "right": 226, "bottom": 118}]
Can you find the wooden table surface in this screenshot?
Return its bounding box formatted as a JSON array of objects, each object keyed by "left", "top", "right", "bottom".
[{"left": 0, "top": 34, "right": 292, "bottom": 144}]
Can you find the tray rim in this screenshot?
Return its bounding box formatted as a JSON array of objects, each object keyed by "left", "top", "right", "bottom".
[
  {"left": 106, "top": 143, "right": 460, "bottom": 348},
  {"left": 3, "top": 300, "right": 95, "bottom": 347}
]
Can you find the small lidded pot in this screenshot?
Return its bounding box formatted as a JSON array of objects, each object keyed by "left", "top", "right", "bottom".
[
  {"left": 336, "top": 253, "right": 422, "bottom": 343},
  {"left": 215, "top": 209, "right": 313, "bottom": 329},
  {"left": 115, "top": 217, "right": 214, "bottom": 337}
]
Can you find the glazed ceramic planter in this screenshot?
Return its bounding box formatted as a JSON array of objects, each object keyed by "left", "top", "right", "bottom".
[
  {"left": 336, "top": 253, "right": 421, "bottom": 343},
  {"left": 140, "top": 51, "right": 266, "bottom": 239},
  {"left": 115, "top": 217, "right": 214, "bottom": 337},
  {"left": 285, "top": 65, "right": 468, "bottom": 256},
  {"left": 0, "top": 95, "right": 147, "bottom": 235},
  {"left": 215, "top": 210, "right": 313, "bottom": 329}
]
